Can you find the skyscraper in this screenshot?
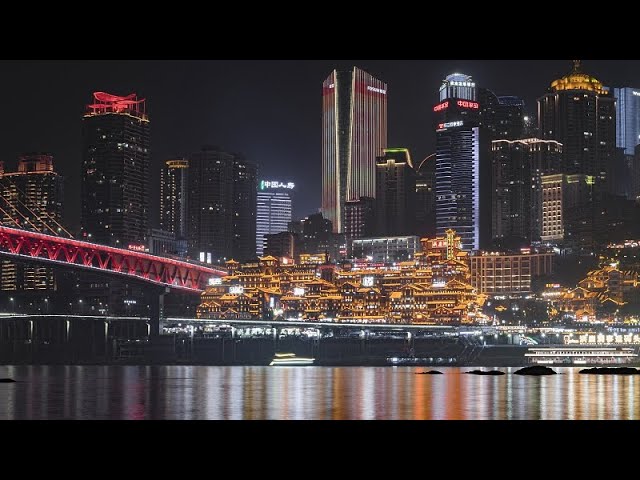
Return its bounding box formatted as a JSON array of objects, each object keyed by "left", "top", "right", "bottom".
[
  {"left": 344, "top": 196, "right": 375, "bottom": 256},
  {"left": 613, "top": 87, "right": 640, "bottom": 156},
  {"left": 479, "top": 90, "right": 525, "bottom": 140},
  {"left": 0, "top": 154, "right": 65, "bottom": 294},
  {"left": 538, "top": 61, "right": 615, "bottom": 187},
  {"left": 612, "top": 87, "right": 640, "bottom": 199},
  {"left": 538, "top": 61, "right": 616, "bottom": 252},
  {"left": 375, "top": 148, "right": 416, "bottom": 236},
  {"left": 256, "top": 180, "right": 294, "bottom": 256},
  {"left": 491, "top": 139, "right": 562, "bottom": 245},
  {"left": 160, "top": 159, "right": 189, "bottom": 239},
  {"left": 434, "top": 73, "right": 490, "bottom": 251},
  {"left": 321, "top": 66, "right": 387, "bottom": 233},
  {"left": 81, "top": 91, "right": 150, "bottom": 247},
  {"left": 188, "top": 146, "right": 257, "bottom": 263},
  {"left": 414, "top": 154, "right": 436, "bottom": 238},
  {"left": 232, "top": 155, "right": 257, "bottom": 262}
]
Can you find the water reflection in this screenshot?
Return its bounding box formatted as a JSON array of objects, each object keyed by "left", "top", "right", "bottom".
[{"left": 1, "top": 366, "right": 640, "bottom": 420}]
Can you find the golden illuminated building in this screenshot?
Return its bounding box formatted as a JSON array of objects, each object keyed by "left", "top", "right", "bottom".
[
  {"left": 0, "top": 154, "right": 64, "bottom": 293},
  {"left": 197, "top": 230, "right": 485, "bottom": 324},
  {"left": 549, "top": 60, "right": 607, "bottom": 95},
  {"left": 552, "top": 264, "right": 638, "bottom": 322}
]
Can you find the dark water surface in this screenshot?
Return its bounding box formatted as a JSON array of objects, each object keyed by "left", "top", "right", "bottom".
[{"left": 1, "top": 365, "right": 638, "bottom": 419}]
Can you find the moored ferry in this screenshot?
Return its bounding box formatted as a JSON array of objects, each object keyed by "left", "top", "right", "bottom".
[{"left": 525, "top": 347, "right": 638, "bottom": 366}]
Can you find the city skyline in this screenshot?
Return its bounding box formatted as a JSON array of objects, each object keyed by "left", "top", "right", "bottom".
[{"left": 4, "top": 60, "right": 640, "bottom": 229}]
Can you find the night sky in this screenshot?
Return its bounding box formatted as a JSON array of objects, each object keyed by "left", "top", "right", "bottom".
[{"left": 2, "top": 59, "right": 640, "bottom": 230}]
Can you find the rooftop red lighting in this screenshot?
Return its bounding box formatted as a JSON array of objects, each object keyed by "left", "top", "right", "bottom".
[{"left": 86, "top": 91, "right": 147, "bottom": 118}]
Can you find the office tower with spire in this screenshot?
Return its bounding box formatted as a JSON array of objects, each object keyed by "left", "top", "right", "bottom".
[
  {"left": 433, "top": 73, "right": 491, "bottom": 251},
  {"left": 538, "top": 60, "right": 615, "bottom": 187},
  {"left": 537, "top": 61, "right": 616, "bottom": 252}
]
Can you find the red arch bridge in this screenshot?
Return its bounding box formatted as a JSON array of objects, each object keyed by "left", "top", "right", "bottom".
[
  {"left": 0, "top": 226, "right": 228, "bottom": 334},
  {"left": 0, "top": 226, "right": 226, "bottom": 292}
]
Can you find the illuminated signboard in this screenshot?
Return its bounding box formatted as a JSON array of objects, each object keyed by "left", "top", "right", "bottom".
[
  {"left": 260, "top": 180, "right": 295, "bottom": 190},
  {"left": 433, "top": 101, "right": 449, "bottom": 112},
  {"left": 362, "top": 276, "right": 375, "bottom": 287},
  {"left": 449, "top": 81, "right": 475, "bottom": 87},
  {"left": 432, "top": 240, "right": 447, "bottom": 248},
  {"left": 329, "top": 83, "right": 335, "bottom": 88},
  {"left": 229, "top": 286, "right": 244, "bottom": 295},
  {"left": 293, "top": 287, "right": 305, "bottom": 297},
  {"left": 437, "top": 121, "right": 463, "bottom": 130},
  {"left": 367, "top": 85, "right": 387, "bottom": 94},
  {"left": 208, "top": 277, "right": 222, "bottom": 286},
  {"left": 128, "top": 244, "right": 146, "bottom": 252},
  {"left": 457, "top": 100, "right": 479, "bottom": 109},
  {"left": 633, "top": 91, "right": 640, "bottom": 96}
]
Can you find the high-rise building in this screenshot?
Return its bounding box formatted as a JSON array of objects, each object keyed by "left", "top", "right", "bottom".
[
  {"left": 264, "top": 231, "right": 295, "bottom": 259},
  {"left": 188, "top": 146, "right": 257, "bottom": 263},
  {"left": 81, "top": 92, "right": 150, "bottom": 247},
  {"left": 434, "top": 73, "right": 490, "bottom": 251},
  {"left": 290, "top": 212, "right": 345, "bottom": 261},
  {"left": 344, "top": 196, "right": 375, "bottom": 257},
  {"left": 0, "top": 154, "right": 64, "bottom": 294},
  {"left": 414, "top": 153, "right": 436, "bottom": 238},
  {"left": 613, "top": 87, "right": 640, "bottom": 156},
  {"left": 633, "top": 146, "right": 640, "bottom": 200},
  {"left": 538, "top": 61, "right": 616, "bottom": 253},
  {"left": 492, "top": 140, "right": 531, "bottom": 245},
  {"left": 232, "top": 155, "right": 257, "bottom": 262},
  {"left": 375, "top": 148, "right": 416, "bottom": 236},
  {"left": 538, "top": 61, "right": 615, "bottom": 188},
  {"left": 256, "top": 180, "right": 294, "bottom": 256},
  {"left": 491, "top": 139, "right": 563, "bottom": 245},
  {"left": 479, "top": 90, "right": 525, "bottom": 140},
  {"left": 160, "top": 159, "right": 189, "bottom": 240},
  {"left": 321, "top": 66, "right": 387, "bottom": 233},
  {"left": 529, "top": 139, "right": 563, "bottom": 241},
  {"left": 540, "top": 174, "right": 566, "bottom": 242},
  {"left": 611, "top": 88, "right": 640, "bottom": 199},
  {"left": 539, "top": 173, "right": 595, "bottom": 249}
]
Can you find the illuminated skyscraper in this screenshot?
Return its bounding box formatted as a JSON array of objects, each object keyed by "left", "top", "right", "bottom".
[
  {"left": 160, "top": 159, "right": 189, "bottom": 239},
  {"left": 375, "top": 148, "right": 416, "bottom": 236},
  {"left": 80, "top": 92, "right": 150, "bottom": 316},
  {"left": 491, "top": 139, "right": 562, "bottom": 245},
  {"left": 256, "top": 180, "right": 294, "bottom": 256},
  {"left": 81, "top": 91, "right": 150, "bottom": 247},
  {"left": 434, "top": 73, "right": 490, "bottom": 251},
  {"left": 538, "top": 61, "right": 615, "bottom": 187},
  {"left": 0, "top": 154, "right": 64, "bottom": 294},
  {"left": 612, "top": 87, "right": 640, "bottom": 199},
  {"left": 538, "top": 61, "right": 616, "bottom": 252},
  {"left": 321, "top": 66, "right": 387, "bottom": 233},
  {"left": 613, "top": 87, "right": 640, "bottom": 156}
]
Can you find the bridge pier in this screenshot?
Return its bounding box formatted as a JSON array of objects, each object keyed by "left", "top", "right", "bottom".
[{"left": 147, "top": 287, "right": 169, "bottom": 337}]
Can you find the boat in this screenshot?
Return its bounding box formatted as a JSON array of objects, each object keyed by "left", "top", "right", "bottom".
[
  {"left": 386, "top": 355, "right": 457, "bottom": 366},
  {"left": 524, "top": 347, "right": 638, "bottom": 366},
  {"left": 269, "top": 353, "right": 315, "bottom": 366}
]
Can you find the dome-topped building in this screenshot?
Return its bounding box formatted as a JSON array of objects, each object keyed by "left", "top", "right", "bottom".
[
  {"left": 549, "top": 60, "right": 608, "bottom": 95},
  {"left": 537, "top": 60, "right": 616, "bottom": 253}
]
